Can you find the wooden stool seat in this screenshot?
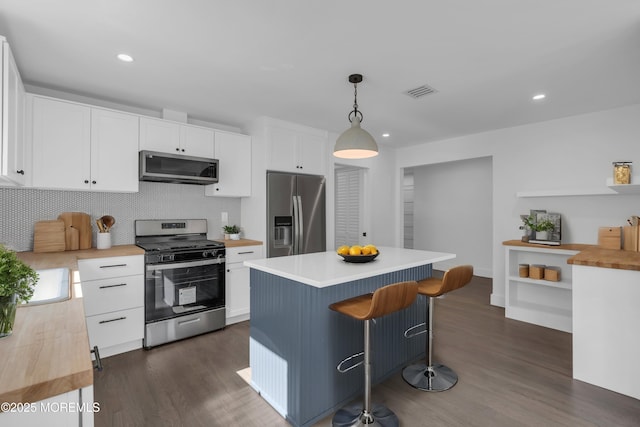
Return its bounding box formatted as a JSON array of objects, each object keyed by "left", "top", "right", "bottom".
[
  {"left": 330, "top": 281, "right": 418, "bottom": 320},
  {"left": 330, "top": 281, "right": 418, "bottom": 427},
  {"left": 403, "top": 265, "right": 473, "bottom": 392}
]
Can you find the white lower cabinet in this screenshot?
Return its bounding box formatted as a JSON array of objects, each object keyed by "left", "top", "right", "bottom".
[
  {"left": 225, "top": 245, "right": 262, "bottom": 324},
  {"left": 0, "top": 385, "right": 95, "bottom": 427},
  {"left": 78, "top": 255, "right": 144, "bottom": 358}
]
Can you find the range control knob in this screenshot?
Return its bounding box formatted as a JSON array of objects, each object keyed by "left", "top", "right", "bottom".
[{"left": 202, "top": 251, "right": 209, "bottom": 258}]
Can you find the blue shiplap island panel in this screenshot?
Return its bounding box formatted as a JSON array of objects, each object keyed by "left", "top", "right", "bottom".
[{"left": 247, "top": 247, "right": 456, "bottom": 427}]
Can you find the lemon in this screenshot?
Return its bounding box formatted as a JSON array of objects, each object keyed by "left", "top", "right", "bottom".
[
  {"left": 337, "top": 245, "right": 350, "bottom": 255},
  {"left": 364, "top": 244, "right": 378, "bottom": 255},
  {"left": 361, "top": 246, "right": 372, "bottom": 255},
  {"left": 349, "top": 245, "right": 362, "bottom": 256}
]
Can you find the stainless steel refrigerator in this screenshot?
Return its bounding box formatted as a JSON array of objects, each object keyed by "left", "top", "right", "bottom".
[{"left": 267, "top": 171, "right": 326, "bottom": 258}]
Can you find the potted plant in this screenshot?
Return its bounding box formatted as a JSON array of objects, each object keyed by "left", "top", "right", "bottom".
[
  {"left": 522, "top": 215, "right": 555, "bottom": 240},
  {"left": 0, "top": 245, "right": 39, "bottom": 338},
  {"left": 222, "top": 225, "right": 241, "bottom": 241}
]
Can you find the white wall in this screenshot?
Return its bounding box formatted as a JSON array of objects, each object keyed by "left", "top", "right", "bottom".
[
  {"left": 411, "top": 157, "right": 493, "bottom": 277},
  {"left": 397, "top": 103, "right": 640, "bottom": 307}
]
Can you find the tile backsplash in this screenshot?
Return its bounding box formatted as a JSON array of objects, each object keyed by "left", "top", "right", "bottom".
[{"left": 0, "top": 181, "right": 241, "bottom": 252}]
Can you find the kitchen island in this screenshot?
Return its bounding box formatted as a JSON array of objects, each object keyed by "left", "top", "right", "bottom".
[{"left": 245, "top": 247, "right": 455, "bottom": 427}]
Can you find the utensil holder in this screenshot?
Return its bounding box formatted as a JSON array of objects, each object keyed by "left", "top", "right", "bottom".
[{"left": 97, "top": 232, "right": 111, "bottom": 250}]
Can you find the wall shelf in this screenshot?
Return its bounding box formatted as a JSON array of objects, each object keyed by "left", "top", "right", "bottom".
[{"left": 516, "top": 175, "right": 640, "bottom": 197}]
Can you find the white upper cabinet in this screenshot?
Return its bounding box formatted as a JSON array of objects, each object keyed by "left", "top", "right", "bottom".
[
  {"left": 139, "top": 116, "right": 214, "bottom": 158},
  {"left": 90, "top": 108, "right": 139, "bottom": 192},
  {"left": 205, "top": 131, "right": 251, "bottom": 197},
  {"left": 31, "top": 96, "right": 139, "bottom": 192},
  {"left": 266, "top": 123, "right": 327, "bottom": 175},
  {"left": 0, "top": 38, "right": 27, "bottom": 186}
]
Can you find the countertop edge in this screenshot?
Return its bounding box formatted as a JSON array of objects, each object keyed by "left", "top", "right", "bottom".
[
  {"left": 567, "top": 246, "right": 640, "bottom": 271},
  {"left": 245, "top": 250, "right": 457, "bottom": 287}
]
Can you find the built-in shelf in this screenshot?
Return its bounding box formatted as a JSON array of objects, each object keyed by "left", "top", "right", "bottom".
[
  {"left": 516, "top": 175, "right": 640, "bottom": 197},
  {"left": 507, "top": 275, "right": 572, "bottom": 290}
]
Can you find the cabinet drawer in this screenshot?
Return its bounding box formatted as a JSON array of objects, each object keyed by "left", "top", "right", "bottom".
[
  {"left": 78, "top": 255, "right": 144, "bottom": 281},
  {"left": 85, "top": 306, "right": 144, "bottom": 350},
  {"left": 82, "top": 275, "right": 144, "bottom": 316},
  {"left": 226, "top": 246, "right": 263, "bottom": 264}
]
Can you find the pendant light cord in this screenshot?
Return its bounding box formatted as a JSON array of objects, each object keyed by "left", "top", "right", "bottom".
[{"left": 349, "top": 82, "right": 364, "bottom": 123}]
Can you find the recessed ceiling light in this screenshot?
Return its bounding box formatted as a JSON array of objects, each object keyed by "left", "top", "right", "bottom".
[
  {"left": 532, "top": 93, "right": 546, "bottom": 101},
  {"left": 117, "top": 53, "right": 134, "bottom": 63},
  {"left": 382, "top": 133, "right": 390, "bottom": 138}
]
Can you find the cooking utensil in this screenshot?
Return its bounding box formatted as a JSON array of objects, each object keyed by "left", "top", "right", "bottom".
[{"left": 100, "top": 215, "right": 115, "bottom": 232}]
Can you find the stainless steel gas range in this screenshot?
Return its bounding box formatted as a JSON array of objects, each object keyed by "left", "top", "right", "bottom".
[{"left": 135, "top": 219, "right": 225, "bottom": 348}]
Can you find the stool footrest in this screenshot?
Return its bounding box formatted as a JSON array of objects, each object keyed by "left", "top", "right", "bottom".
[
  {"left": 403, "top": 322, "right": 427, "bottom": 338},
  {"left": 337, "top": 351, "right": 364, "bottom": 373}
]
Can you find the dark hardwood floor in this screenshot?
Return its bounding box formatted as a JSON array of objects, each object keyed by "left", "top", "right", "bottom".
[{"left": 94, "top": 276, "right": 640, "bottom": 426}]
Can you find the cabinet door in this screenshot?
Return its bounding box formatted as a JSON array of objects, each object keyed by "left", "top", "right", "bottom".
[
  {"left": 91, "top": 108, "right": 139, "bottom": 192},
  {"left": 31, "top": 97, "right": 91, "bottom": 190},
  {"left": 298, "top": 132, "right": 327, "bottom": 175},
  {"left": 1, "top": 41, "right": 27, "bottom": 185},
  {"left": 139, "top": 117, "right": 181, "bottom": 154},
  {"left": 205, "top": 131, "right": 251, "bottom": 197},
  {"left": 267, "top": 126, "right": 299, "bottom": 173},
  {"left": 181, "top": 125, "right": 215, "bottom": 158},
  {"left": 226, "top": 263, "right": 250, "bottom": 322}
]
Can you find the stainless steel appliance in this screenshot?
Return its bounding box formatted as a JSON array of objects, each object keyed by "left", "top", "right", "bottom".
[
  {"left": 135, "top": 219, "right": 225, "bottom": 348},
  {"left": 139, "top": 150, "right": 219, "bottom": 185},
  {"left": 267, "top": 171, "right": 326, "bottom": 258}
]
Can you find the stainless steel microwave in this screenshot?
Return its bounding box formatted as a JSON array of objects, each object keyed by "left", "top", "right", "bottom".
[{"left": 139, "top": 150, "right": 219, "bottom": 185}]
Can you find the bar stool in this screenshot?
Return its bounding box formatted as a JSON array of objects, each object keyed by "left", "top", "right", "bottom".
[
  {"left": 330, "top": 281, "right": 418, "bottom": 427},
  {"left": 402, "top": 265, "right": 473, "bottom": 392}
]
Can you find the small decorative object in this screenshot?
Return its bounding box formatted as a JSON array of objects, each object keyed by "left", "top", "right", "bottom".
[
  {"left": 613, "top": 161, "right": 632, "bottom": 185},
  {"left": 0, "top": 245, "right": 39, "bottom": 338},
  {"left": 544, "top": 267, "right": 561, "bottom": 282},
  {"left": 97, "top": 232, "right": 112, "bottom": 249},
  {"left": 223, "top": 225, "right": 241, "bottom": 240},
  {"left": 529, "top": 264, "right": 545, "bottom": 280},
  {"left": 519, "top": 264, "right": 529, "bottom": 278}
]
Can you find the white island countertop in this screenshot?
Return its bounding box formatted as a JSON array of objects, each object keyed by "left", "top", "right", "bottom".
[{"left": 244, "top": 246, "right": 455, "bottom": 288}]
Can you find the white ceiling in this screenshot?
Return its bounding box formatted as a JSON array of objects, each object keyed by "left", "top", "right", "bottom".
[{"left": 1, "top": 1, "right": 639, "bottom": 148}]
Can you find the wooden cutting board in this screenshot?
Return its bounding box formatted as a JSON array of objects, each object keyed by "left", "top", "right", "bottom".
[
  {"left": 33, "top": 220, "right": 66, "bottom": 253},
  {"left": 58, "top": 212, "right": 92, "bottom": 250}
]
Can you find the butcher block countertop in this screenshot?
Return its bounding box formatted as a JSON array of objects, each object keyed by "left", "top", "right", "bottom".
[
  {"left": 502, "top": 240, "right": 595, "bottom": 252},
  {"left": 216, "top": 238, "right": 263, "bottom": 248},
  {"left": 567, "top": 246, "right": 640, "bottom": 271},
  {"left": 16, "top": 244, "right": 144, "bottom": 271},
  {"left": 0, "top": 245, "right": 144, "bottom": 407},
  {"left": 0, "top": 298, "right": 93, "bottom": 406},
  {"left": 504, "top": 240, "right": 640, "bottom": 271}
]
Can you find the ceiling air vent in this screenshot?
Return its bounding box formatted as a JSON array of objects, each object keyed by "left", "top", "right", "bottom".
[{"left": 405, "top": 84, "right": 438, "bottom": 99}]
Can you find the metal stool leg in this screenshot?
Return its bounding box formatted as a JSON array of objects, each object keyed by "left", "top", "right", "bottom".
[
  {"left": 402, "top": 296, "right": 458, "bottom": 392},
  {"left": 333, "top": 319, "right": 399, "bottom": 427}
]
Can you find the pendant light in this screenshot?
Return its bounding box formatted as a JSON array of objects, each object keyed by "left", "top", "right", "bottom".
[{"left": 333, "top": 74, "right": 379, "bottom": 159}]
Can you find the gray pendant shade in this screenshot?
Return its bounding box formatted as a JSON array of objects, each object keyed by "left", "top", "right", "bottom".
[
  {"left": 333, "top": 116, "right": 379, "bottom": 159},
  {"left": 333, "top": 73, "right": 379, "bottom": 159}
]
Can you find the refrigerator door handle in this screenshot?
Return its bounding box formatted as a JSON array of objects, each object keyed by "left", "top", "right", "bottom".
[
  {"left": 297, "top": 195, "right": 304, "bottom": 254},
  {"left": 292, "top": 195, "right": 300, "bottom": 254}
]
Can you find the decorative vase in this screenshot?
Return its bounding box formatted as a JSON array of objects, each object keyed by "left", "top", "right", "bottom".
[
  {"left": 0, "top": 294, "right": 18, "bottom": 338},
  {"left": 230, "top": 233, "right": 240, "bottom": 240},
  {"left": 536, "top": 231, "right": 548, "bottom": 240}
]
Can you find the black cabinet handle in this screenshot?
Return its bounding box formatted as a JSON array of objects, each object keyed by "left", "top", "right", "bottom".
[
  {"left": 99, "top": 283, "right": 127, "bottom": 289},
  {"left": 176, "top": 148, "right": 180, "bottom": 151},
  {"left": 99, "top": 316, "right": 126, "bottom": 324},
  {"left": 92, "top": 180, "right": 97, "bottom": 184},
  {"left": 84, "top": 180, "right": 89, "bottom": 184},
  {"left": 16, "top": 170, "right": 24, "bottom": 175},
  {"left": 99, "top": 264, "right": 127, "bottom": 269}
]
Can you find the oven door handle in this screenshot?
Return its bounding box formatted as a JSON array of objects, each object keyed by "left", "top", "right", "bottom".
[{"left": 147, "top": 258, "right": 225, "bottom": 271}]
